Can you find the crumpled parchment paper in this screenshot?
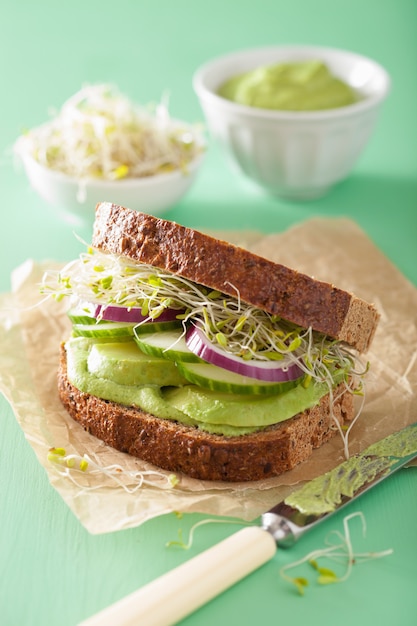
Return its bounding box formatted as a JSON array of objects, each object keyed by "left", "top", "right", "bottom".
[{"left": 1, "top": 217, "right": 416, "bottom": 534}]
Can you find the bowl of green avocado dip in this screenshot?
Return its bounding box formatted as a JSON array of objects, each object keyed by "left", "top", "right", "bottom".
[
  {"left": 193, "top": 46, "right": 390, "bottom": 199},
  {"left": 217, "top": 59, "right": 359, "bottom": 111}
]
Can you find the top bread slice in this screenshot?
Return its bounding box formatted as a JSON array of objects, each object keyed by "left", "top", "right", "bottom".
[{"left": 92, "top": 202, "right": 380, "bottom": 353}]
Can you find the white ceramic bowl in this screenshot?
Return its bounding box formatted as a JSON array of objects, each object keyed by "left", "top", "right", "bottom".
[
  {"left": 15, "top": 132, "right": 205, "bottom": 224},
  {"left": 193, "top": 45, "right": 390, "bottom": 200}
]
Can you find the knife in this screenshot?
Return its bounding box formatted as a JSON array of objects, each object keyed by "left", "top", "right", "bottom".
[{"left": 79, "top": 422, "right": 417, "bottom": 626}]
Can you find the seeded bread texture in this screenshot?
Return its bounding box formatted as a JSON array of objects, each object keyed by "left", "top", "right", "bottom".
[
  {"left": 92, "top": 202, "right": 379, "bottom": 353},
  {"left": 58, "top": 345, "right": 354, "bottom": 482}
]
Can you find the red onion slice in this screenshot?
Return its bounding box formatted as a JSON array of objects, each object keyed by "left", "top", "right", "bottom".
[
  {"left": 93, "top": 303, "right": 184, "bottom": 324},
  {"left": 186, "top": 325, "right": 303, "bottom": 383}
]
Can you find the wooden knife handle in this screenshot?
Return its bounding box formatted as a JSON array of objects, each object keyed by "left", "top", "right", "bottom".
[{"left": 79, "top": 526, "right": 276, "bottom": 626}]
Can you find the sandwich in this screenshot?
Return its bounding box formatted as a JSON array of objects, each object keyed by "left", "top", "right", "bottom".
[{"left": 43, "top": 202, "right": 380, "bottom": 482}]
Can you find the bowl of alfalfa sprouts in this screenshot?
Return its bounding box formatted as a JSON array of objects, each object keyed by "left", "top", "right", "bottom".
[{"left": 14, "top": 84, "right": 205, "bottom": 224}]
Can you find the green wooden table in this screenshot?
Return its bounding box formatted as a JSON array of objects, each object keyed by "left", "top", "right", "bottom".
[{"left": 1, "top": 1, "right": 416, "bottom": 625}]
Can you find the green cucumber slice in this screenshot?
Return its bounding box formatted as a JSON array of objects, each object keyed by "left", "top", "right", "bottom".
[
  {"left": 134, "top": 319, "right": 183, "bottom": 333},
  {"left": 134, "top": 329, "right": 202, "bottom": 363},
  {"left": 67, "top": 308, "right": 98, "bottom": 325},
  {"left": 72, "top": 321, "right": 136, "bottom": 338},
  {"left": 176, "top": 361, "right": 302, "bottom": 395},
  {"left": 87, "top": 340, "right": 187, "bottom": 386}
]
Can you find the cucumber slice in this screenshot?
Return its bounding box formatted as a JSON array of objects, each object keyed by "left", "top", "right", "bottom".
[
  {"left": 72, "top": 321, "right": 136, "bottom": 338},
  {"left": 176, "top": 361, "right": 303, "bottom": 395},
  {"left": 67, "top": 308, "right": 98, "bottom": 325},
  {"left": 134, "top": 329, "right": 202, "bottom": 363},
  {"left": 134, "top": 319, "right": 183, "bottom": 334},
  {"left": 87, "top": 340, "right": 187, "bottom": 386}
]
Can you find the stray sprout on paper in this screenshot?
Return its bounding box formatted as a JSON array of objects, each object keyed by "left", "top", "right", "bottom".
[{"left": 47, "top": 447, "right": 179, "bottom": 493}]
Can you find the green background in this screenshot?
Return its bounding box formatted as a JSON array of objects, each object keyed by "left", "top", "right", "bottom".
[{"left": 1, "top": 1, "right": 416, "bottom": 625}]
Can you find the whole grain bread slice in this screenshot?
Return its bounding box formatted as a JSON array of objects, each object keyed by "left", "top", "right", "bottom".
[
  {"left": 58, "top": 345, "right": 354, "bottom": 482},
  {"left": 92, "top": 202, "right": 379, "bottom": 352}
]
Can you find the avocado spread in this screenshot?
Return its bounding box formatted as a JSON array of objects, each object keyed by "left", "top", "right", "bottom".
[
  {"left": 285, "top": 425, "right": 417, "bottom": 515},
  {"left": 65, "top": 337, "right": 336, "bottom": 437},
  {"left": 218, "top": 60, "right": 358, "bottom": 111}
]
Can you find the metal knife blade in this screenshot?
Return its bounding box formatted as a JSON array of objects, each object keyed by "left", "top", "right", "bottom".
[
  {"left": 79, "top": 422, "right": 417, "bottom": 626},
  {"left": 262, "top": 420, "right": 417, "bottom": 547}
]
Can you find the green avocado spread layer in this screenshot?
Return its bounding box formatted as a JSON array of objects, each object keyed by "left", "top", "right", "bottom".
[{"left": 65, "top": 336, "right": 339, "bottom": 437}]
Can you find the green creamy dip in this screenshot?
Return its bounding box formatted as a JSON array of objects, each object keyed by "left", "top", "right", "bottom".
[
  {"left": 218, "top": 60, "right": 358, "bottom": 111},
  {"left": 65, "top": 337, "right": 336, "bottom": 437},
  {"left": 285, "top": 425, "right": 417, "bottom": 515}
]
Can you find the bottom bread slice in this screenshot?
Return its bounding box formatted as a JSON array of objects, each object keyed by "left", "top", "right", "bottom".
[{"left": 57, "top": 346, "right": 354, "bottom": 482}]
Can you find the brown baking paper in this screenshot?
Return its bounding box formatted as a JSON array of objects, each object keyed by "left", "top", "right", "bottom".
[{"left": 1, "top": 217, "right": 416, "bottom": 534}]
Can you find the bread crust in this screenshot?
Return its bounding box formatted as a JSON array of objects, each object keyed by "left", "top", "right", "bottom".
[
  {"left": 58, "top": 345, "right": 354, "bottom": 482},
  {"left": 92, "top": 202, "right": 379, "bottom": 353}
]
